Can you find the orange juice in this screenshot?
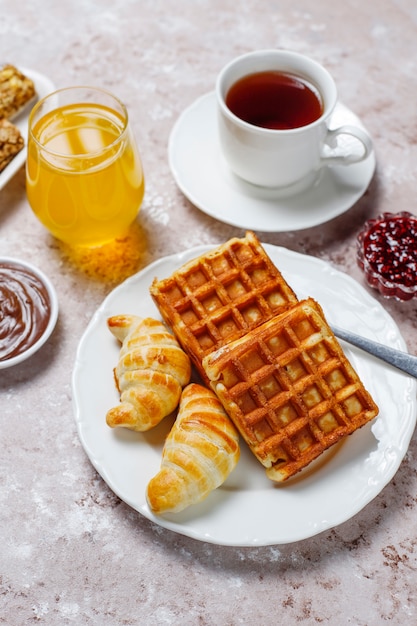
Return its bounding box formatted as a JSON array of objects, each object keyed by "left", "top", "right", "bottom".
[{"left": 27, "top": 101, "right": 144, "bottom": 247}]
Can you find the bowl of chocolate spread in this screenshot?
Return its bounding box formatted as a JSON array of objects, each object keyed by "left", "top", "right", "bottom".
[{"left": 0, "top": 257, "right": 58, "bottom": 368}]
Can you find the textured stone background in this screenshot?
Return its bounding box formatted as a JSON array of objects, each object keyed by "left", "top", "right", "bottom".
[{"left": 1, "top": 1, "right": 417, "bottom": 624}]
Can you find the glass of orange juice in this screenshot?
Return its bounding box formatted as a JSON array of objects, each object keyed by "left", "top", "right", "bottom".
[{"left": 26, "top": 86, "right": 145, "bottom": 247}]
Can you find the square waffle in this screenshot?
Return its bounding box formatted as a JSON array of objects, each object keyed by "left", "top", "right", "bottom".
[
  {"left": 202, "top": 297, "right": 379, "bottom": 481},
  {"left": 150, "top": 231, "right": 298, "bottom": 383}
]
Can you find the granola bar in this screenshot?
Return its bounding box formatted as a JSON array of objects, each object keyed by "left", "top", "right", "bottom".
[
  {"left": 0, "top": 64, "right": 36, "bottom": 119},
  {"left": 0, "top": 118, "right": 24, "bottom": 172}
]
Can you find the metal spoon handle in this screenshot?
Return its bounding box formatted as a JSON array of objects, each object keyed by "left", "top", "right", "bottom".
[{"left": 332, "top": 325, "right": 417, "bottom": 379}]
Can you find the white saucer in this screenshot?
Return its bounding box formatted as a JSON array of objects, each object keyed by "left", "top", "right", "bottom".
[{"left": 169, "top": 92, "right": 376, "bottom": 232}]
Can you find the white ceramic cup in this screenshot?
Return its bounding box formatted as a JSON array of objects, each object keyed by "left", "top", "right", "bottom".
[{"left": 216, "top": 49, "right": 373, "bottom": 190}]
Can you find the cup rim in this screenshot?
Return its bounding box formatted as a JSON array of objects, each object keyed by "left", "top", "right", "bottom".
[
  {"left": 216, "top": 49, "right": 337, "bottom": 135},
  {"left": 28, "top": 85, "right": 130, "bottom": 158}
]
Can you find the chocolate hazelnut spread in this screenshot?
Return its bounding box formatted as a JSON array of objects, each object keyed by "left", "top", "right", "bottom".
[{"left": 0, "top": 261, "right": 51, "bottom": 361}]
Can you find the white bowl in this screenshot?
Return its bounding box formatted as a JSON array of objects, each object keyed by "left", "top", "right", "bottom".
[{"left": 0, "top": 257, "right": 59, "bottom": 368}]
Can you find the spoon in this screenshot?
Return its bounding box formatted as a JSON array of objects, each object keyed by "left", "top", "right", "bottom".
[{"left": 332, "top": 325, "right": 417, "bottom": 379}]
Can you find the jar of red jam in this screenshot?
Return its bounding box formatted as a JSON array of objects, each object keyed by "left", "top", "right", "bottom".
[{"left": 357, "top": 211, "right": 417, "bottom": 301}]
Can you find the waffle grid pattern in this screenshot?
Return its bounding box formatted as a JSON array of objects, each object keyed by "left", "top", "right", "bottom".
[
  {"left": 204, "top": 299, "right": 379, "bottom": 481},
  {"left": 150, "top": 233, "right": 298, "bottom": 380}
]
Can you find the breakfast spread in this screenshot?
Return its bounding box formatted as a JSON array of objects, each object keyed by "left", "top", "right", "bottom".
[
  {"left": 106, "top": 232, "right": 379, "bottom": 512},
  {"left": 106, "top": 314, "right": 191, "bottom": 431},
  {"left": 0, "top": 260, "right": 52, "bottom": 361},
  {"left": 0, "top": 64, "right": 36, "bottom": 173},
  {"left": 146, "top": 383, "right": 240, "bottom": 514}
]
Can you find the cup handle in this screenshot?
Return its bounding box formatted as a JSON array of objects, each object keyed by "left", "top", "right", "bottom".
[{"left": 321, "top": 125, "right": 373, "bottom": 166}]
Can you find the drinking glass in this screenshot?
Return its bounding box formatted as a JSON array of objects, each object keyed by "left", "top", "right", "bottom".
[{"left": 26, "top": 86, "right": 145, "bottom": 247}]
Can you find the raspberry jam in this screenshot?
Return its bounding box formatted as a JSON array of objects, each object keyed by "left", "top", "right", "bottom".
[{"left": 357, "top": 211, "right": 417, "bottom": 301}]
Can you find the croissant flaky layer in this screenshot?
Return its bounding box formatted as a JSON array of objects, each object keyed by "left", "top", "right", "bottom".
[
  {"left": 106, "top": 314, "right": 191, "bottom": 431},
  {"left": 146, "top": 383, "right": 240, "bottom": 514}
]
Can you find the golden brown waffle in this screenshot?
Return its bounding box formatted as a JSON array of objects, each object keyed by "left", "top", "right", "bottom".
[
  {"left": 203, "top": 297, "right": 379, "bottom": 481},
  {"left": 150, "top": 231, "right": 298, "bottom": 383}
]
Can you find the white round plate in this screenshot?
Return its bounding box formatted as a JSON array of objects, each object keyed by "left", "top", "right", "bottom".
[
  {"left": 169, "top": 92, "right": 376, "bottom": 232},
  {"left": 72, "top": 245, "right": 416, "bottom": 546},
  {"left": 0, "top": 257, "right": 59, "bottom": 368},
  {"left": 0, "top": 68, "right": 55, "bottom": 191}
]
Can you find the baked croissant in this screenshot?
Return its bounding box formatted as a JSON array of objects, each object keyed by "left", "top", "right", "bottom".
[
  {"left": 106, "top": 314, "right": 191, "bottom": 431},
  {"left": 146, "top": 383, "right": 240, "bottom": 514}
]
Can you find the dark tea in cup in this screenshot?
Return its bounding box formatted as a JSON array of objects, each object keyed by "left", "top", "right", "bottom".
[
  {"left": 225, "top": 71, "right": 323, "bottom": 130},
  {"left": 216, "top": 50, "right": 373, "bottom": 188}
]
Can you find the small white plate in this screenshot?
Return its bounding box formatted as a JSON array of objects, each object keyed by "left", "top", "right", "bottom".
[
  {"left": 0, "top": 68, "right": 55, "bottom": 191},
  {"left": 72, "top": 245, "right": 416, "bottom": 546},
  {"left": 169, "top": 92, "right": 376, "bottom": 232},
  {"left": 0, "top": 257, "right": 58, "bottom": 368}
]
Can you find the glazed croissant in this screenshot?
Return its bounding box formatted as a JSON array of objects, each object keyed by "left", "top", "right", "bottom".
[
  {"left": 146, "top": 383, "right": 240, "bottom": 514},
  {"left": 106, "top": 314, "right": 191, "bottom": 431}
]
